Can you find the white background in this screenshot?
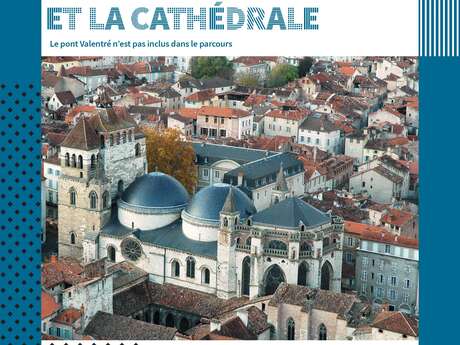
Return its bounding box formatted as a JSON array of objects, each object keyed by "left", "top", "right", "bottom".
[{"left": 42, "top": 0, "right": 418, "bottom": 56}]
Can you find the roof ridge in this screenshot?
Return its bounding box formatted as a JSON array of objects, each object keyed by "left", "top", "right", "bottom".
[
  {"left": 82, "top": 117, "right": 88, "bottom": 150},
  {"left": 400, "top": 312, "right": 416, "bottom": 336}
]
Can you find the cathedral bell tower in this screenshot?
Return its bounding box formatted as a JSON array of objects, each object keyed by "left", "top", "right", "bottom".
[
  {"left": 216, "top": 187, "right": 239, "bottom": 299},
  {"left": 271, "top": 162, "right": 291, "bottom": 205},
  {"left": 57, "top": 116, "right": 112, "bottom": 260}
]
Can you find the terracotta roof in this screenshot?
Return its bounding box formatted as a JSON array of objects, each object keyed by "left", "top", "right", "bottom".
[
  {"left": 66, "top": 66, "right": 110, "bottom": 77},
  {"left": 246, "top": 306, "right": 270, "bottom": 334},
  {"left": 89, "top": 108, "right": 137, "bottom": 132},
  {"left": 266, "top": 108, "right": 309, "bottom": 121},
  {"left": 176, "top": 108, "right": 200, "bottom": 120},
  {"left": 210, "top": 316, "right": 257, "bottom": 340},
  {"left": 51, "top": 308, "right": 82, "bottom": 325},
  {"left": 381, "top": 208, "right": 415, "bottom": 227},
  {"left": 185, "top": 89, "right": 216, "bottom": 102},
  {"left": 60, "top": 117, "right": 100, "bottom": 150},
  {"left": 55, "top": 91, "right": 76, "bottom": 105},
  {"left": 46, "top": 132, "right": 67, "bottom": 146},
  {"left": 344, "top": 221, "right": 418, "bottom": 249},
  {"left": 114, "top": 282, "right": 249, "bottom": 319},
  {"left": 41, "top": 290, "right": 60, "bottom": 319},
  {"left": 269, "top": 283, "right": 359, "bottom": 317},
  {"left": 312, "top": 289, "right": 359, "bottom": 316},
  {"left": 371, "top": 311, "right": 418, "bottom": 337},
  {"left": 382, "top": 105, "right": 404, "bottom": 118},
  {"left": 42, "top": 71, "right": 60, "bottom": 88},
  {"left": 41, "top": 257, "right": 84, "bottom": 289},
  {"left": 338, "top": 66, "right": 356, "bottom": 77},
  {"left": 84, "top": 311, "right": 177, "bottom": 340},
  {"left": 65, "top": 105, "right": 96, "bottom": 124},
  {"left": 243, "top": 94, "right": 267, "bottom": 107},
  {"left": 197, "top": 106, "right": 250, "bottom": 119},
  {"left": 379, "top": 155, "right": 410, "bottom": 172},
  {"left": 373, "top": 165, "right": 404, "bottom": 184}
]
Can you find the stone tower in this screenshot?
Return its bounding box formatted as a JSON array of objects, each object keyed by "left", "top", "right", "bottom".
[
  {"left": 216, "top": 188, "right": 239, "bottom": 299},
  {"left": 58, "top": 94, "right": 147, "bottom": 259},
  {"left": 271, "top": 163, "right": 291, "bottom": 205}
]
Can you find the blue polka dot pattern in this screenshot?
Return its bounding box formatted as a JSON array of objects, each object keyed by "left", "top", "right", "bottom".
[{"left": 0, "top": 83, "right": 41, "bottom": 345}]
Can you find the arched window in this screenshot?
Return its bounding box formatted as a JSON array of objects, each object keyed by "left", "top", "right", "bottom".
[
  {"left": 69, "top": 188, "right": 76, "bottom": 206},
  {"left": 71, "top": 154, "right": 76, "bottom": 168},
  {"left": 117, "top": 180, "right": 124, "bottom": 193},
  {"left": 78, "top": 155, "right": 83, "bottom": 169},
  {"left": 65, "top": 153, "right": 70, "bottom": 167},
  {"left": 318, "top": 324, "right": 327, "bottom": 340},
  {"left": 107, "top": 246, "right": 116, "bottom": 262},
  {"left": 165, "top": 314, "right": 175, "bottom": 328},
  {"left": 122, "top": 131, "right": 127, "bottom": 143},
  {"left": 241, "top": 256, "right": 251, "bottom": 296},
  {"left": 247, "top": 218, "right": 252, "bottom": 226},
  {"left": 128, "top": 130, "right": 133, "bottom": 142},
  {"left": 300, "top": 242, "right": 311, "bottom": 252},
  {"left": 323, "top": 237, "right": 330, "bottom": 247},
  {"left": 202, "top": 268, "right": 210, "bottom": 284},
  {"left": 297, "top": 261, "right": 309, "bottom": 286},
  {"left": 287, "top": 318, "right": 295, "bottom": 340},
  {"left": 90, "top": 154, "right": 96, "bottom": 169},
  {"left": 89, "top": 191, "right": 98, "bottom": 209},
  {"left": 172, "top": 260, "right": 180, "bottom": 277},
  {"left": 100, "top": 135, "right": 105, "bottom": 148},
  {"left": 102, "top": 191, "right": 110, "bottom": 209},
  {"left": 109, "top": 134, "right": 114, "bottom": 146},
  {"left": 223, "top": 217, "right": 228, "bottom": 227},
  {"left": 268, "top": 240, "right": 288, "bottom": 251},
  {"left": 153, "top": 311, "right": 160, "bottom": 324},
  {"left": 274, "top": 196, "right": 280, "bottom": 204},
  {"left": 246, "top": 237, "right": 252, "bottom": 246},
  {"left": 135, "top": 143, "right": 141, "bottom": 157},
  {"left": 70, "top": 232, "right": 76, "bottom": 245},
  {"left": 116, "top": 132, "right": 121, "bottom": 145},
  {"left": 186, "top": 257, "right": 195, "bottom": 278}
]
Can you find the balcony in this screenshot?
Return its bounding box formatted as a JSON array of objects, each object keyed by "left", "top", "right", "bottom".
[
  {"left": 299, "top": 250, "right": 313, "bottom": 259},
  {"left": 236, "top": 244, "right": 251, "bottom": 252},
  {"left": 263, "top": 248, "right": 288, "bottom": 258}
]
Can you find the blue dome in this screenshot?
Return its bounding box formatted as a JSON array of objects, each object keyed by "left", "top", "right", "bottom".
[
  {"left": 184, "top": 183, "right": 256, "bottom": 223},
  {"left": 121, "top": 172, "right": 189, "bottom": 209}
]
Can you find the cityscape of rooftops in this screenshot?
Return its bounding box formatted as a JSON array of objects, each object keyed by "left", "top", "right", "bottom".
[{"left": 40, "top": 56, "right": 419, "bottom": 341}]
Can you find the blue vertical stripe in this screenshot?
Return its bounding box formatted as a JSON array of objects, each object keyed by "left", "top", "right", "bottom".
[{"left": 420, "top": 0, "right": 460, "bottom": 56}]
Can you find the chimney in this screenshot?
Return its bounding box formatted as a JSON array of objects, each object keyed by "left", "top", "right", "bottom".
[
  {"left": 210, "top": 319, "right": 221, "bottom": 332},
  {"left": 313, "top": 146, "right": 317, "bottom": 162},
  {"left": 50, "top": 255, "right": 57, "bottom": 264},
  {"left": 237, "top": 172, "right": 244, "bottom": 186},
  {"left": 237, "top": 309, "right": 249, "bottom": 327}
]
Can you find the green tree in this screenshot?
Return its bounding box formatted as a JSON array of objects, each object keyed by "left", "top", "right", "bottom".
[
  {"left": 267, "top": 64, "right": 299, "bottom": 88},
  {"left": 236, "top": 71, "right": 261, "bottom": 87},
  {"left": 190, "top": 57, "right": 233, "bottom": 79},
  {"left": 298, "top": 57, "right": 314, "bottom": 77},
  {"left": 142, "top": 127, "right": 197, "bottom": 193}
]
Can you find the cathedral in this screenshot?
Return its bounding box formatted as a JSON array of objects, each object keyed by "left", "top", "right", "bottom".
[{"left": 57, "top": 95, "right": 344, "bottom": 299}]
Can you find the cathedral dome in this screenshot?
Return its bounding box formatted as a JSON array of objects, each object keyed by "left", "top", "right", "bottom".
[
  {"left": 118, "top": 172, "right": 188, "bottom": 231},
  {"left": 121, "top": 172, "right": 189, "bottom": 209},
  {"left": 184, "top": 183, "right": 256, "bottom": 224}
]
